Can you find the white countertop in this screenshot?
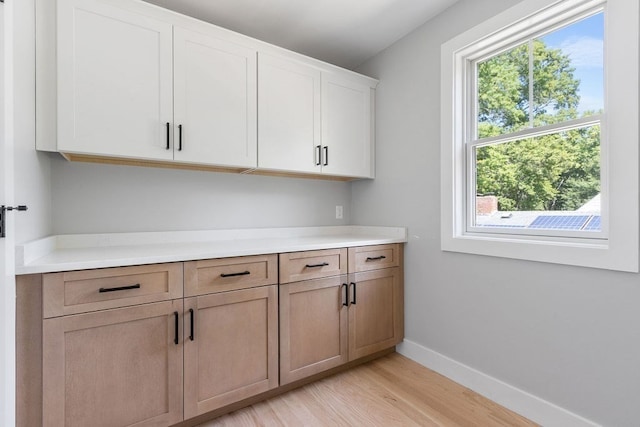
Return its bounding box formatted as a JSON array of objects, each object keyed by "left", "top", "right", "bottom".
[{"left": 16, "top": 226, "right": 408, "bottom": 275}]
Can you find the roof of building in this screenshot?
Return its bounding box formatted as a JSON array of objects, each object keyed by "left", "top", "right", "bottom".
[{"left": 475, "top": 194, "right": 601, "bottom": 231}]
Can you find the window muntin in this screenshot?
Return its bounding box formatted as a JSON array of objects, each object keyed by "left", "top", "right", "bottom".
[{"left": 469, "top": 10, "right": 604, "bottom": 236}]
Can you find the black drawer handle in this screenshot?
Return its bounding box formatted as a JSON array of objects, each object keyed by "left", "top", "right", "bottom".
[
  {"left": 220, "top": 271, "right": 251, "bottom": 278},
  {"left": 315, "top": 145, "right": 322, "bottom": 166},
  {"left": 350, "top": 282, "right": 357, "bottom": 305},
  {"left": 305, "top": 262, "right": 329, "bottom": 268},
  {"left": 173, "top": 311, "right": 179, "bottom": 345},
  {"left": 342, "top": 283, "right": 349, "bottom": 307},
  {"left": 366, "top": 256, "right": 387, "bottom": 262},
  {"left": 98, "top": 284, "right": 141, "bottom": 293},
  {"left": 178, "top": 124, "right": 183, "bottom": 151},
  {"left": 189, "top": 308, "right": 194, "bottom": 341}
]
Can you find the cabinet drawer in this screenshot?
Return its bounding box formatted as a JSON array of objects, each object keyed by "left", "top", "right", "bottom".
[
  {"left": 279, "top": 248, "right": 347, "bottom": 284},
  {"left": 184, "top": 254, "right": 277, "bottom": 297},
  {"left": 348, "top": 244, "right": 401, "bottom": 273},
  {"left": 43, "top": 263, "right": 183, "bottom": 318}
]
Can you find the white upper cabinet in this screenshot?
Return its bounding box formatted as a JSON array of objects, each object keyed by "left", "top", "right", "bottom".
[
  {"left": 258, "top": 53, "right": 321, "bottom": 174},
  {"left": 42, "top": 0, "right": 377, "bottom": 178},
  {"left": 56, "top": 0, "right": 257, "bottom": 168},
  {"left": 258, "top": 54, "right": 376, "bottom": 178},
  {"left": 57, "top": 0, "right": 174, "bottom": 160},
  {"left": 321, "top": 73, "right": 373, "bottom": 178},
  {"left": 173, "top": 28, "right": 257, "bottom": 168}
]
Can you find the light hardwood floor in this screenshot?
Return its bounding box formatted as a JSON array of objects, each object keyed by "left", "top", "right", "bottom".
[{"left": 197, "top": 352, "right": 538, "bottom": 426}]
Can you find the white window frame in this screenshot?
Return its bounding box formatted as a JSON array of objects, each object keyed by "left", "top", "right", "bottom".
[{"left": 441, "top": 0, "right": 639, "bottom": 272}]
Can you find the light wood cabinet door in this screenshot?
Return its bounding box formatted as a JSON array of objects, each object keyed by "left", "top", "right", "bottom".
[
  {"left": 321, "top": 73, "right": 373, "bottom": 178},
  {"left": 258, "top": 53, "right": 321, "bottom": 173},
  {"left": 57, "top": 0, "right": 173, "bottom": 160},
  {"left": 173, "top": 27, "right": 257, "bottom": 168},
  {"left": 43, "top": 300, "right": 184, "bottom": 427},
  {"left": 183, "top": 285, "right": 278, "bottom": 418},
  {"left": 279, "top": 275, "right": 348, "bottom": 385},
  {"left": 348, "top": 267, "right": 403, "bottom": 361}
]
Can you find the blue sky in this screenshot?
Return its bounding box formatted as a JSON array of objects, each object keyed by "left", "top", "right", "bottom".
[{"left": 540, "top": 12, "right": 604, "bottom": 114}]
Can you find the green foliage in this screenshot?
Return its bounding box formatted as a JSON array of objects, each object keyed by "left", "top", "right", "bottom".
[{"left": 475, "top": 39, "right": 600, "bottom": 211}]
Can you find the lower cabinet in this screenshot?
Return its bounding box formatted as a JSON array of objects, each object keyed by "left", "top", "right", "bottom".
[
  {"left": 31, "top": 244, "right": 403, "bottom": 426},
  {"left": 183, "top": 285, "right": 279, "bottom": 418},
  {"left": 279, "top": 275, "right": 348, "bottom": 384},
  {"left": 348, "top": 267, "right": 403, "bottom": 361},
  {"left": 42, "top": 300, "right": 184, "bottom": 427},
  {"left": 279, "top": 246, "right": 403, "bottom": 385}
]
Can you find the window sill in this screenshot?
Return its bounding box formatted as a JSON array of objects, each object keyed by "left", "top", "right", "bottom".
[{"left": 441, "top": 232, "right": 636, "bottom": 272}]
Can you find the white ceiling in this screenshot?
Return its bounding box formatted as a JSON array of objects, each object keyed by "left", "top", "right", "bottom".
[{"left": 141, "top": 0, "right": 460, "bottom": 69}]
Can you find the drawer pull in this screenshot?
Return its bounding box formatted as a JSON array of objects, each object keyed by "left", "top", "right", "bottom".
[
  {"left": 98, "top": 284, "right": 141, "bottom": 293},
  {"left": 305, "top": 262, "right": 329, "bottom": 268},
  {"left": 366, "top": 256, "right": 387, "bottom": 262},
  {"left": 220, "top": 271, "right": 251, "bottom": 278}
]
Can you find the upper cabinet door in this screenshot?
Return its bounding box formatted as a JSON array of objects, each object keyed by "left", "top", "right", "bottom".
[
  {"left": 321, "top": 74, "right": 373, "bottom": 178},
  {"left": 173, "top": 28, "right": 257, "bottom": 168},
  {"left": 57, "top": 0, "right": 174, "bottom": 160},
  {"left": 258, "top": 53, "right": 321, "bottom": 174}
]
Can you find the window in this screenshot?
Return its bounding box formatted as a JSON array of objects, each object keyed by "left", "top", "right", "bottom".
[
  {"left": 473, "top": 13, "right": 603, "bottom": 237},
  {"left": 441, "top": 0, "right": 639, "bottom": 271}
]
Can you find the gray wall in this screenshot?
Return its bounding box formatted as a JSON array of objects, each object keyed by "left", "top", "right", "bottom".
[
  {"left": 353, "top": 0, "right": 640, "bottom": 425},
  {"left": 50, "top": 156, "right": 350, "bottom": 234},
  {"left": 14, "top": 0, "right": 52, "bottom": 244}
]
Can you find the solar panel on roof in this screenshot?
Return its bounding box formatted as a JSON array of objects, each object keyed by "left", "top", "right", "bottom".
[
  {"left": 528, "top": 215, "right": 591, "bottom": 230},
  {"left": 582, "top": 215, "right": 601, "bottom": 231}
]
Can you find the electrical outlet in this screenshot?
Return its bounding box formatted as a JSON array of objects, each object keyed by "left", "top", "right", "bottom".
[{"left": 335, "top": 205, "right": 343, "bottom": 219}]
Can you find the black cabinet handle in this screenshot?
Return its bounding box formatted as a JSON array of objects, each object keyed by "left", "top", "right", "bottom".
[
  {"left": 166, "top": 122, "right": 170, "bottom": 150},
  {"left": 315, "top": 145, "right": 322, "bottom": 166},
  {"left": 366, "top": 256, "right": 387, "bottom": 262},
  {"left": 173, "top": 311, "right": 179, "bottom": 345},
  {"left": 350, "top": 282, "right": 357, "bottom": 305},
  {"left": 305, "top": 262, "right": 329, "bottom": 268},
  {"left": 342, "top": 283, "right": 349, "bottom": 307},
  {"left": 323, "top": 146, "right": 329, "bottom": 166},
  {"left": 178, "top": 124, "right": 183, "bottom": 151},
  {"left": 220, "top": 271, "right": 251, "bottom": 278},
  {"left": 189, "top": 308, "right": 194, "bottom": 341},
  {"left": 98, "top": 284, "right": 140, "bottom": 293}
]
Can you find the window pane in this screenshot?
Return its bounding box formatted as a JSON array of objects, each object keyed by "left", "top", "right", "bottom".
[
  {"left": 535, "top": 13, "right": 604, "bottom": 126},
  {"left": 474, "top": 124, "right": 600, "bottom": 231},
  {"left": 477, "top": 43, "right": 529, "bottom": 138},
  {"left": 476, "top": 12, "right": 604, "bottom": 137}
]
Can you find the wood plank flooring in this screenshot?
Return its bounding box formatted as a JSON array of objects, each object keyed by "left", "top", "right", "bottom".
[{"left": 197, "top": 352, "right": 538, "bottom": 426}]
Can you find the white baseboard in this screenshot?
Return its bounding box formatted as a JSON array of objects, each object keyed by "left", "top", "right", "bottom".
[{"left": 397, "top": 340, "right": 600, "bottom": 427}]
